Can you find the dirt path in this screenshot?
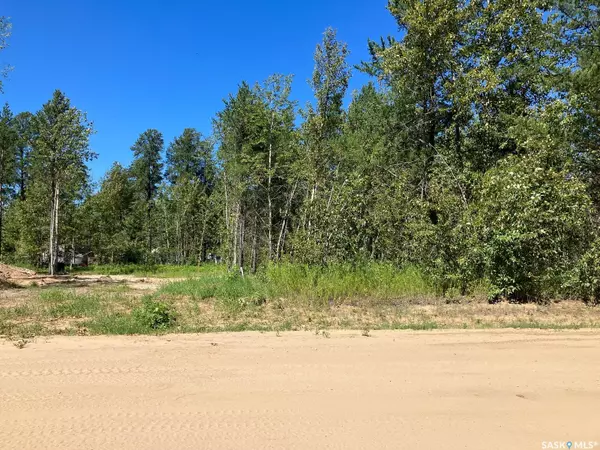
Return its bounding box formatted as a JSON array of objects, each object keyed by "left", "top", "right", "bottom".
[{"left": 1, "top": 330, "right": 598, "bottom": 450}]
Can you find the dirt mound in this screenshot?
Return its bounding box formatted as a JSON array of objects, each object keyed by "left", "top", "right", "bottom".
[{"left": 0, "top": 263, "right": 36, "bottom": 280}]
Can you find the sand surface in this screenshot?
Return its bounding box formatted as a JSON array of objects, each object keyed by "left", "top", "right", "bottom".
[{"left": 1, "top": 330, "right": 599, "bottom": 449}]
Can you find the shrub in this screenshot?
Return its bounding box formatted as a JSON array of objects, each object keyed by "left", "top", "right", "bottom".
[
  {"left": 408, "top": 161, "right": 481, "bottom": 296},
  {"left": 134, "top": 298, "right": 175, "bottom": 329},
  {"left": 576, "top": 239, "right": 600, "bottom": 305},
  {"left": 474, "top": 153, "right": 593, "bottom": 302}
]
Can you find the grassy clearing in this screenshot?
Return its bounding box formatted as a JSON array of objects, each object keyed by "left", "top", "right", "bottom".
[
  {"left": 159, "top": 263, "right": 435, "bottom": 304},
  {"left": 1, "top": 263, "right": 600, "bottom": 338}
]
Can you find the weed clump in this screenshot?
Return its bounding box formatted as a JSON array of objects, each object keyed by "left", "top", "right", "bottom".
[{"left": 134, "top": 298, "right": 175, "bottom": 329}]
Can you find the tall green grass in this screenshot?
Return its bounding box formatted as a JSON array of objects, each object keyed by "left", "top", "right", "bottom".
[
  {"left": 40, "top": 289, "right": 104, "bottom": 318},
  {"left": 158, "top": 263, "right": 435, "bottom": 305},
  {"left": 263, "top": 263, "right": 432, "bottom": 301}
]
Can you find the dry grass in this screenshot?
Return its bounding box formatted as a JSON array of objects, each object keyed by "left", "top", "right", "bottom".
[{"left": 170, "top": 294, "right": 600, "bottom": 333}]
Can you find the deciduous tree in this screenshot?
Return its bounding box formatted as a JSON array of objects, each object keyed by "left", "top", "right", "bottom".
[{"left": 31, "top": 90, "right": 95, "bottom": 274}]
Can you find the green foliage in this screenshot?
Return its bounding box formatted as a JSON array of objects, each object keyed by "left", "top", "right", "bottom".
[
  {"left": 267, "top": 263, "right": 433, "bottom": 302},
  {"left": 2, "top": 1, "right": 600, "bottom": 304},
  {"left": 31, "top": 91, "right": 95, "bottom": 185},
  {"left": 292, "top": 28, "right": 351, "bottom": 264},
  {"left": 576, "top": 239, "right": 600, "bottom": 305},
  {"left": 3, "top": 266, "right": 600, "bottom": 338},
  {"left": 474, "top": 153, "right": 593, "bottom": 301},
  {"left": 84, "top": 314, "right": 152, "bottom": 335},
  {"left": 166, "top": 128, "right": 214, "bottom": 184},
  {"left": 308, "top": 27, "right": 350, "bottom": 141},
  {"left": 215, "top": 74, "right": 298, "bottom": 268},
  {"left": 131, "top": 129, "right": 164, "bottom": 203},
  {"left": 130, "top": 129, "right": 164, "bottom": 260},
  {"left": 159, "top": 263, "right": 435, "bottom": 306},
  {"left": 40, "top": 289, "right": 103, "bottom": 319},
  {"left": 0, "top": 103, "right": 18, "bottom": 255},
  {"left": 26, "top": 90, "right": 95, "bottom": 273},
  {"left": 162, "top": 129, "right": 218, "bottom": 263},
  {"left": 133, "top": 298, "right": 175, "bottom": 330},
  {"left": 82, "top": 163, "right": 138, "bottom": 264},
  {"left": 159, "top": 274, "right": 220, "bottom": 299}
]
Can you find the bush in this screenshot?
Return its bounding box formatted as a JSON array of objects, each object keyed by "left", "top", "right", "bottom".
[
  {"left": 576, "top": 240, "right": 600, "bottom": 305},
  {"left": 474, "top": 153, "right": 593, "bottom": 302},
  {"left": 134, "top": 298, "right": 175, "bottom": 329},
  {"left": 406, "top": 160, "right": 481, "bottom": 296}
]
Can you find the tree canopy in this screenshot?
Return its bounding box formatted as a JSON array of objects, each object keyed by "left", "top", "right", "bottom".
[{"left": 1, "top": 1, "right": 599, "bottom": 302}]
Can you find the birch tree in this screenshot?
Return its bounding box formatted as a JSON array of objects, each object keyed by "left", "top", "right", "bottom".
[
  {"left": 295, "top": 28, "right": 350, "bottom": 263},
  {"left": 165, "top": 128, "right": 216, "bottom": 263},
  {"left": 255, "top": 74, "right": 297, "bottom": 261},
  {"left": 215, "top": 83, "right": 269, "bottom": 271},
  {"left": 31, "top": 90, "right": 94, "bottom": 274}
]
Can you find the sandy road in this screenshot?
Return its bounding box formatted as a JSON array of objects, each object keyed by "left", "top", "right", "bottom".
[{"left": 0, "top": 330, "right": 599, "bottom": 450}]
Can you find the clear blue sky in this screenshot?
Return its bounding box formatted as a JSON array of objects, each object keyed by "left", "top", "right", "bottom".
[{"left": 1, "top": 0, "right": 397, "bottom": 181}]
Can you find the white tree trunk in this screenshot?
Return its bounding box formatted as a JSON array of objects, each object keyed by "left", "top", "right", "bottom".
[
  {"left": 49, "top": 183, "right": 60, "bottom": 275},
  {"left": 276, "top": 181, "right": 297, "bottom": 260},
  {"left": 267, "top": 111, "right": 275, "bottom": 262}
]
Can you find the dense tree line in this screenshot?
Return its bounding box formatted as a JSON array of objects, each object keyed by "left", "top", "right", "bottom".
[{"left": 0, "top": 1, "right": 599, "bottom": 302}]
